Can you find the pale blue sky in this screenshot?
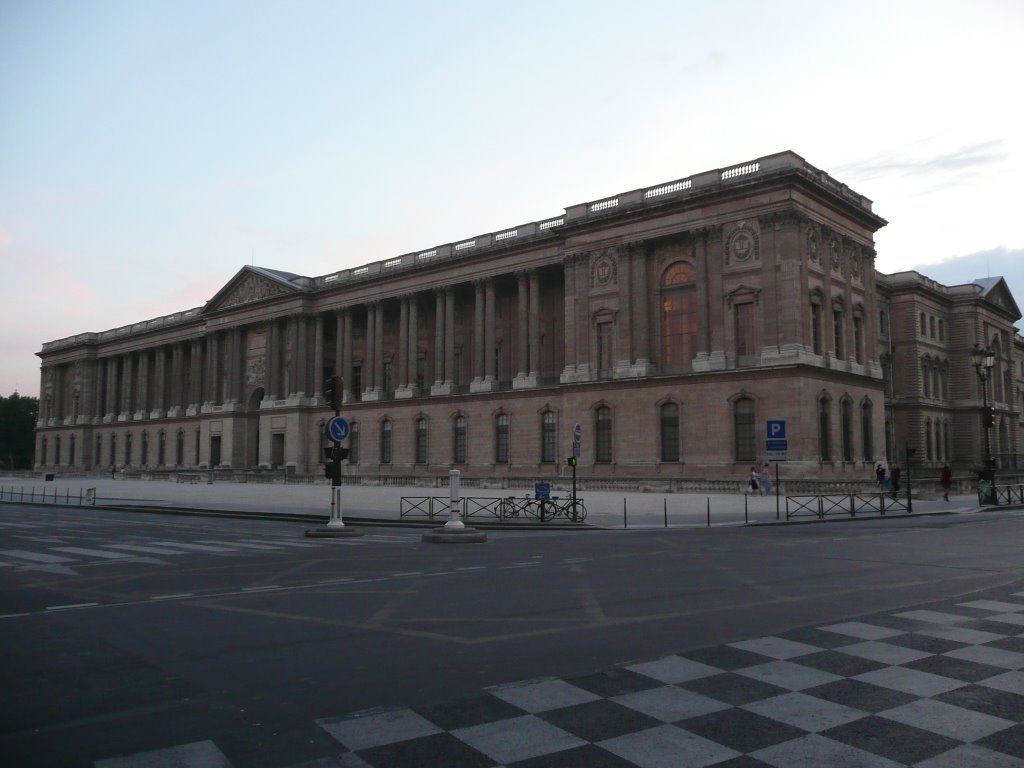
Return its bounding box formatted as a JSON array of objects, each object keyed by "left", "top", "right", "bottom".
[{"left": 2, "top": 0, "right": 1022, "bottom": 396}]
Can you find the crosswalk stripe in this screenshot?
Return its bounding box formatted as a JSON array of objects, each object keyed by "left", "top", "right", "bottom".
[
  {"left": 103, "top": 544, "right": 193, "bottom": 555},
  {"left": 51, "top": 547, "right": 136, "bottom": 559},
  {"left": 197, "top": 540, "right": 284, "bottom": 550},
  {"left": 0, "top": 549, "right": 77, "bottom": 563},
  {"left": 148, "top": 541, "right": 238, "bottom": 553}
]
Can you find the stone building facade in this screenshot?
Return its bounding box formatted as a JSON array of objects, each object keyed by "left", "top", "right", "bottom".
[{"left": 33, "top": 150, "right": 1023, "bottom": 482}]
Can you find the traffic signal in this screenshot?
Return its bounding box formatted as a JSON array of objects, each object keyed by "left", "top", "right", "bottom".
[
  {"left": 567, "top": 456, "right": 577, "bottom": 467},
  {"left": 324, "top": 376, "right": 340, "bottom": 410},
  {"left": 337, "top": 447, "right": 350, "bottom": 461},
  {"left": 983, "top": 406, "right": 995, "bottom": 428},
  {"left": 324, "top": 461, "right": 341, "bottom": 483}
]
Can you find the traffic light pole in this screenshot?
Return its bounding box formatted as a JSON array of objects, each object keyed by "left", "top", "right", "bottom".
[{"left": 306, "top": 376, "right": 361, "bottom": 538}]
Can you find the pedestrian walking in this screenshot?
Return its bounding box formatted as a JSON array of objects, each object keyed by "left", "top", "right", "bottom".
[
  {"left": 875, "top": 463, "right": 885, "bottom": 488},
  {"left": 940, "top": 465, "right": 952, "bottom": 501},
  {"left": 747, "top": 466, "right": 759, "bottom": 494},
  {"left": 761, "top": 462, "right": 772, "bottom": 496}
]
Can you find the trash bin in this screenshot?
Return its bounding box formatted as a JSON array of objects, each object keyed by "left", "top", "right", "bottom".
[
  {"left": 44, "top": 473, "right": 55, "bottom": 482},
  {"left": 978, "top": 479, "right": 995, "bottom": 505}
]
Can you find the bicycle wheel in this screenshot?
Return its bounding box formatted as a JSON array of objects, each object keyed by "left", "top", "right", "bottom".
[
  {"left": 568, "top": 499, "right": 587, "bottom": 522},
  {"left": 498, "top": 498, "right": 516, "bottom": 519}
]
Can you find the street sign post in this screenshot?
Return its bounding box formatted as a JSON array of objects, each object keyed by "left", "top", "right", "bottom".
[
  {"left": 327, "top": 416, "right": 350, "bottom": 442},
  {"left": 765, "top": 419, "right": 788, "bottom": 462}
]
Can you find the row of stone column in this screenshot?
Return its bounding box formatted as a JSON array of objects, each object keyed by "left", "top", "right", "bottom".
[{"left": 42, "top": 256, "right": 654, "bottom": 424}]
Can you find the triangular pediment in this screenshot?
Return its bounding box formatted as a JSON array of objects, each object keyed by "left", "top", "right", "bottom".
[
  {"left": 976, "top": 277, "right": 1022, "bottom": 320},
  {"left": 203, "top": 266, "right": 307, "bottom": 314}
]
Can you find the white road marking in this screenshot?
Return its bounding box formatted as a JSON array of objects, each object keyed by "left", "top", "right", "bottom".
[{"left": 0, "top": 549, "right": 77, "bottom": 563}]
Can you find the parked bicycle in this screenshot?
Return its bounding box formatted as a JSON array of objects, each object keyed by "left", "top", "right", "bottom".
[{"left": 497, "top": 494, "right": 587, "bottom": 522}]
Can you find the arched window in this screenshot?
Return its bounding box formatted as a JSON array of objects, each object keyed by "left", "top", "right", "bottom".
[
  {"left": 95, "top": 434, "right": 102, "bottom": 467},
  {"left": 110, "top": 433, "right": 117, "bottom": 466},
  {"left": 541, "top": 411, "right": 555, "bottom": 464},
  {"left": 925, "top": 418, "right": 933, "bottom": 461},
  {"left": 861, "top": 400, "right": 873, "bottom": 461},
  {"left": 415, "top": 417, "right": 428, "bottom": 464},
  {"left": 176, "top": 429, "right": 184, "bottom": 466},
  {"left": 495, "top": 414, "right": 509, "bottom": 464},
  {"left": 943, "top": 421, "right": 951, "bottom": 462},
  {"left": 453, "top": 416, "right": 467, "bottom": 464},
  {"left": 125, "top": 432, "right": 133, "bottom": 467},
  {"left": 141, "top": 431, "right": 149, "bottom": 467},
  {"left": 158, "top": 431, "right": 166, "bottom": 466},
  {"left": 660, "top": 402, "right": 680, "bottom": 462},
  {"left": 69, "top": 435, "right": 76, "bottom": 466},
  {"left": 54, "top": 436, "right": 61, "bottom": 466},
  {"left": 841, "top": 399, "right": 853, "bottom": 462},
  {"left": 920, "top": 312, "right": 927, "bottom": 335},
  {"left": 595, "top": 407, "right": 612, "bottom": 463},
  {"left": 349, "top": 422, "right": 360, "bottom": 464},
  {"left": 734, "top": 398, "right": 755, "bottom": 462},
  {"left": 818, "top": 396, "right": 832, "bottom": 461},
  {"left": 661, "top": 262, "right": 697, "bottom": 369},
  {"left": 380, "top": 420, "right": 392, "bottom": 464},
  {"left": 922, "top": 359, "right": 931, "bottom": 397},
  {"left": 42, "top": 437, "right": 48, "bottom": 466}
]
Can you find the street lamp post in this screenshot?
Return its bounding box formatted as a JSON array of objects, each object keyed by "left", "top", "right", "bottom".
[{"left": 970, "top": 343, "right": 996, "bottom": 494}]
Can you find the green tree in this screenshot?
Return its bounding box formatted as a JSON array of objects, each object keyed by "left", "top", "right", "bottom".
[{"left": 0, "top": 393, "right": 39, "bottom": 470}]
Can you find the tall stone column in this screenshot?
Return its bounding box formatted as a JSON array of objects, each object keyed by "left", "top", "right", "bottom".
[
  {"left": 266, "top": 321, "right": 278, "bottom": 400},
  {"left": 472, "top": 281, "right": 484, "bottom": 385},
  {"left": 189, "top": 339, "right": 204, "bottom": 412},
  {"left": 432, "top": 291, "right": 445, "bottom": 391},
  {"left": 169, "top": 343, "right": 183, "bottom": 416},
  {"left": 341, "top": 309, "right": 353, "bottom": 402},
  {"left": 407, "top": 296, "right": 418, "bottom": 393},
  {"left": 364, "top": 303, "right": 377, "bottom": 400},
  {"left": 228, "top": 327, "right": 242, "bottom": 404},
  {"left": 295, "top": 315, "right": 308, "bottom": 398},
  {"left": 529, "top": 270, "right": 541, "bottom": 379},
  {"left": 375, "top": 300, "right": 385, "bottom": 395},
  {"left": 313, "top": 314, "right": 324, "bottom": 399},
  {"left": 560, "top": 255, "right": 583, "bottom": 382},
  {"left": 120, "top": 353, "right": 134, "bottom": 419},
  {"left": 285, "top": 318, "right": 298, "bottom": 398},
  {"left": 105, "top": 357, "right": 117, "bottom": 420},
  {"left": 634, "top": 244, "right": 652, "bottom": 374},
  {"left": 471, "top": 280, "right": 497, "bottom": 393},
  {"left": 135, "top": 350, "right": 149, "bottom": 419},
  {"left": 615, "top": 244, "right": 633, "bottom": 378},
  {"left": 516, "top": 272, "right": 528, "bottom": 379},
  {"left": 152, "top": 347, "right": 166, "bottom": 417},
  {"left": 396, "top": 297, "right": 411, "bottom": 398},
  {"left": 485, "top": 279, "right": 497, "bottom": 386},
  {"left": 444, "top": 289, "right": 455, "bottom": 387},
  {"left": 93, "top": 360, "right": 105, "bottom": 421}
]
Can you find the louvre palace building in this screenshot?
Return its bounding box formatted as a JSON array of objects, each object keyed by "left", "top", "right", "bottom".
[{"left": 34, "top": 151, "right": 1024, "bottom": 484}]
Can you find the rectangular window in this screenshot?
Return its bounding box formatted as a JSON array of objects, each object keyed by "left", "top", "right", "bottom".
[
  {"left": 853, "top": 316, "right": 864, "bottom": 364},
  {"left": 660, "top": 404, "right": 680, "bottom": 462},
  {"left": 541, "top": 412, "right": 556, "bottom": 463},
  {"left": 382, "top": 361, "right": 393, "bottom": 395},
  {"left": 454, "top": 418, "right": 466, "bottom": 464},
  {"left": 415, "top": 419, "right": 427, "bottom": 464},
  {"left": 349, "top": 424, "right": 360, "bottom": 464},
  {"left": 734, "top": 303, "right": 754, "bottom": 362},
  {"left": 734, "top": 400, "right": 756, "bottom": 462},
  {"left": 495, "top": 415, "right": 509, "bottom": 464},
  {"left": 595, "top": 408, "right": 612, "bottom": 463},
  {"left": 380, "top": 421, "right": 392, "bottom": 464},
  {"left": 597, "top": 322, "right": 613, "bottom": 378},
  {"left": 833, "top": 310, "right": 843, "bottom": 359},
  {"left": 415, "top": 356, "right": 425, "bottom": 392},
  {"left": 811, "top": 304, "right": 822, "bottom": 355}
]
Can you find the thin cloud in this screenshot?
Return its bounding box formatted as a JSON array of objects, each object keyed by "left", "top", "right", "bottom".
[{"left": 837, "top": 140, "right": 1008, "bottom": 180}]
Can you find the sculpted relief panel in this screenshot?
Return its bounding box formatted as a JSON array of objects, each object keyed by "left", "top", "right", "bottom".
[{"left": 220, "top": 275, "right": 290, "bottom": 310}]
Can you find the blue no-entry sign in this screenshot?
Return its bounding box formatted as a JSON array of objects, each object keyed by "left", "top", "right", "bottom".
[{"left": 326, "top": 416, "right": 350, "bottom": 442}]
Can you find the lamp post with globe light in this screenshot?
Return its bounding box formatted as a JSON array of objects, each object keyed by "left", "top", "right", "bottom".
[{"left": 970, "top": 343, "right": 996, "bottom": 499}]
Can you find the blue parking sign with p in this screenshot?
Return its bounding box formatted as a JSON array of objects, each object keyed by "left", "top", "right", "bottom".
[{"left": 766, "top": 420, "right": 786, "bottom": 439}]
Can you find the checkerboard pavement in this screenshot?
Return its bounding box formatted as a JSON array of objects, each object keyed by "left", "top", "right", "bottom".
[{"left": 317, "top": 586, "right": 1024, "bottom": 768}]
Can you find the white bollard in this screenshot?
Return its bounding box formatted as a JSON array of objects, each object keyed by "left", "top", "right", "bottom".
[
  {"left": 327, "top": 487, "right": 345, "bottom": 527},
  {"left": 444, "top": 469, "right": 465, "bottom": 529}
]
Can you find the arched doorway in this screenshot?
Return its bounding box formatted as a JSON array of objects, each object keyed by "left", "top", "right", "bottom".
[{"left": 245, "top": 388, "right": 264, "bottom": 468}]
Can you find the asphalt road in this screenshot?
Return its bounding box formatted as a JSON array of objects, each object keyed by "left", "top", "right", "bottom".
[{"left": 2, "top": 504, "right": 1023, "bottom": 766}]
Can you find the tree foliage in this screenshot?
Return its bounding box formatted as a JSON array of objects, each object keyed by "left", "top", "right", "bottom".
[{"left": 0, "top": 393, "right": 39, "bottom": 469}]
